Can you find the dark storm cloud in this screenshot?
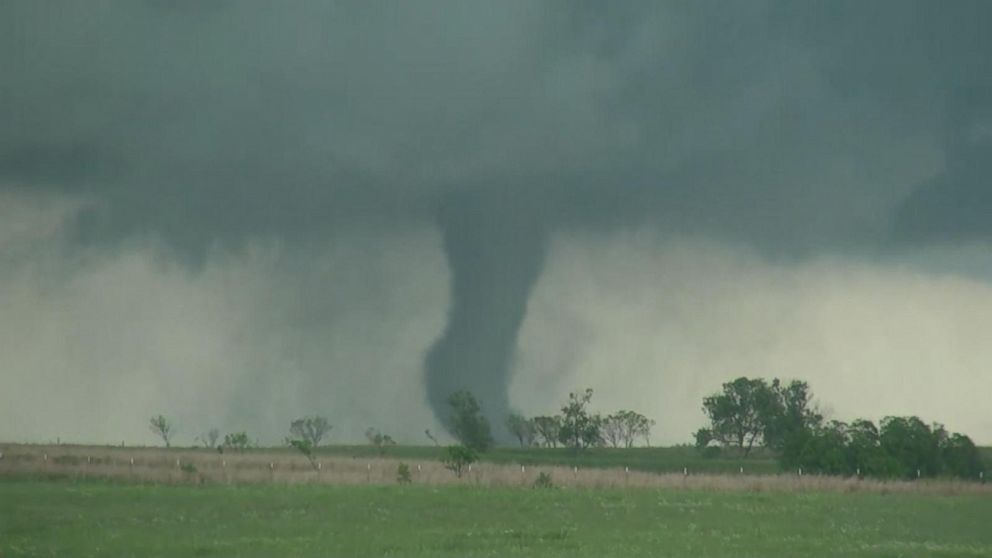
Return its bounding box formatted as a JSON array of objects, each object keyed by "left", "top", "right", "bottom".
[{"left": 2, "top": 0, "right": 990, "bottom": 434}]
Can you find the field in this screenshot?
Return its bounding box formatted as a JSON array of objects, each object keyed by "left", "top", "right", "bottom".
[
  {"left": 2, "top": 445, "right": 990, "bottom": 556},
  {"left": 3, "top": 478, "right": 992, "bottom": 557}
]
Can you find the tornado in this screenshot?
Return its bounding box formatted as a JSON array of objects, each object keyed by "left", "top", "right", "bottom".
[{"left": 424, "top": 192, "right": 548, "bottom": 441}]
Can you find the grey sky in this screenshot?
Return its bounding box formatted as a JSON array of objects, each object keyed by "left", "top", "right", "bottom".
[{"left": 1, "top": 1, "right": 990, "bottom": 444}]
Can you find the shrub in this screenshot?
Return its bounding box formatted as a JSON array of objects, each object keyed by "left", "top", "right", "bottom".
[
  {"left": 533, "top": 471, "right": 554, "bottom": 489},
  {"left": 441, "top": 445, "right": 477, "bottom": 478},
  {"left": 180, "top": 462, "right": 197, "bottom": 474},
  {"left": 396, "top": 462, "right": 412, "bottom": 484}
]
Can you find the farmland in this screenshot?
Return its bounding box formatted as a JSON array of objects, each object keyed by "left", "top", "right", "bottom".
[{"left": 3, "top": 478, "right": 992, "bottom": 557}]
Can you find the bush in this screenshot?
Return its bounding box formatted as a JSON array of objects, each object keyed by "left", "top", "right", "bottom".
[
  {"left": 180, "top": 462, "right": 197, "bottom": 474},
  {"left": 533, "top": 471, "right": 554, "bottom": 489},
  {"left": 396, "top": 462, "right": 412, "bottom": 484},
  {"left": 441, "top": 445, "right": 477, "bottom": 478}
]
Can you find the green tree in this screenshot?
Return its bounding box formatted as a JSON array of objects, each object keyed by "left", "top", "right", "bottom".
[
  {"left": 531, "top": 415, "right": 562, "bottom": 448},
  {"left": 557, "top": 389, "right": 602, "bottom": 451},
  {"left": 844, "top": 419, "right": 902, "bottom": 477},
  {"left": 699, "top": 377, "right": 775, "bottom": 457},
  {"left": 764, "top": 380, "right": 822, "bottom": 458},
  {"left": 222, "top": 431, "right": 251, "bottom": 453},
  {"left": 441, "top": 444, "right": 477, "bottom": 478},
  {"left": 794, "top": 420, "right": 849, "bottom": 475},
  {"left": 446, "top": 390, "right": 493, "bottom": 452},
  {"left": 289, "top": 416, "right": 332, "bottom": 447},
  {"left": 600, "top": 410, "right": 655, "bottom": 448},
  {"left": 940, "top": 432, "right": 984, "bottom": 479},
  {"left": 505, "top": 413, "right": 535, "bottom": 448},
  {"left": 879, "top": 416, "right": 942, "bottom": 478}
]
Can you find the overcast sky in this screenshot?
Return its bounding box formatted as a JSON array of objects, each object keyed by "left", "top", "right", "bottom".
[{"left": 2, "top": 1, "right": 990, "bottom": 445}]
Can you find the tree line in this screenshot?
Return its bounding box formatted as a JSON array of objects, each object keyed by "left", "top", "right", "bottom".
[
  {"left": 147, "top": 376, "right": 985, "bottom": 482},
  {"left": 446, "top": 388, "right": 654, "bottom": 453},
  {"left": 694, "top": 377, "right": 985, "bottom": 480}
]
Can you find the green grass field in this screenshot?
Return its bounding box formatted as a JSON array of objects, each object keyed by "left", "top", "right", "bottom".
[{"left": 2, "top": 478, "right": 990, "bottom": 557}]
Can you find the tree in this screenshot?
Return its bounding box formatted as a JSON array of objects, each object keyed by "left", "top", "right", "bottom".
[
  {"left": 601, "top": 410, "right": 655, "bottom": 448},
  {"left": 699, "top": 377, "right": 775, "bottom": 457},
  {"left": 446, "top": 390, "right": 493, "bottom": 452},
  {"left": 793, "top": 420, "right": 849, "bottom": 475},
  {"left": 441, "top": 445, "right": 477, "bottom": 478},
  {"left": 222, "top": 431, "right": 251, "bottom": 453},
  {"left": 287, "top": 438, "right": 318, "bottom": 470},
  {"left": 601, "top": 414, "right": 625, "bottom": 448},
  {"left": 557, "top": 389, "right": 602, "bottom": 451},
  {"left": 879, "top": 416, "right": 942, "bottom": 478},
  {"left": 762, "top": 379, "right": 823, "bottom": 467},
  {"left": 764, "top": 380, "right": 821, "bottom": 446},
  {"left": 844, "top": 419, "right": 901, "bottom": 477},
  {"left": 506, "top": 414, "right": 535, "bottom": 448},
  {"left": 365, "top": 427, "right": 396, "bottom": 455},
  {"left": 149, "top": 415, "right": 174, "bottom": 448},
  {"left": 195, "top": 428, "right": 220, "bottom": 449},
  {"left": 531, "top": 415, "right": 562, "bottom": 448},
  {"left": 940, "top": 432, "right": 984, "bottom": 479},
  {"left": 289, "top": 416, "right": 332, "bottom": 447}
]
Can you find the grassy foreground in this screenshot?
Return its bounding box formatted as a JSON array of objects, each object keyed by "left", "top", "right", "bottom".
[{"left": 2, "top": 479, "right": 991, "bottom": 557}]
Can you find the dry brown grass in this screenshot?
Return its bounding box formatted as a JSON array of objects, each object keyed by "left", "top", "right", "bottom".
[{"left": 1, "top": 444, "right": 989, "bottom": 496}]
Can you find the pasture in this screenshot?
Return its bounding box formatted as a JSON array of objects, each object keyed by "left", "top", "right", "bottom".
[
  {"left": 2, "top": 445, "right": 990, "bottom": 556},
  {"left": 2, "top": 478, "right": 992, "bottom": 557}
]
